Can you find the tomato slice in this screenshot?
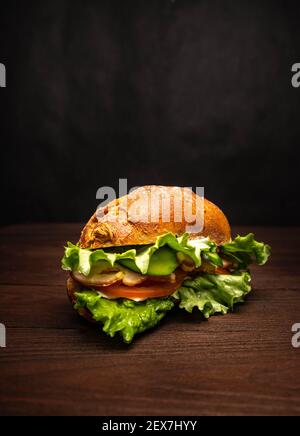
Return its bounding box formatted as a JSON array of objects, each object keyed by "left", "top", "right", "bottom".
[
  {"left": 214, "top": 267, "right": 230, "bottom": 275},
  {"left": 93, "top": 269, "right": 188, "bottom": 300}
]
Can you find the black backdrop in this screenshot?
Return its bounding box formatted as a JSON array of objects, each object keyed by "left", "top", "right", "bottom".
[{"left": 1, "top": 0, "right": 299, "bottom": 226}]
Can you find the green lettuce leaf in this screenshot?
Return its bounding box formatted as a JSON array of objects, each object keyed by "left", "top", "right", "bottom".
[
  {"left": 74, "top": 291, "right": 174, "bottom": 343},
  {"left": 62, "top": 233, "right": 213, "bottom": 276},
  {"left": 221, "top": 233, "right": 271, "bottom": 268},
  {"left": 174, "top": 272, "right": 251, "bottom": 318},
  {"left": 62, "top": 232, "right": 270, "bottom": 277}
]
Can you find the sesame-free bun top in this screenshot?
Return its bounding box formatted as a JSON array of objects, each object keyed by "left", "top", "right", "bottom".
[{"left": 79, "top": 186, "right": 231, "bottom": 248}]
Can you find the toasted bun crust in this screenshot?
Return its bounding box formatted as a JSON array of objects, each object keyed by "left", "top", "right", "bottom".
[
  {"left": 79, "top": 186, "right": 231, "bottom": 248},
  {"left": 67, "top": 276, "right": 95, "bottom": 323}
]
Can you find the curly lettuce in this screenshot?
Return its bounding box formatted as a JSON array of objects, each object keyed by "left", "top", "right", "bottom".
[
  {"left": 62, "top": 233, "right": 213, "bottom": 276},
  {"left": 74, "top": 291, "right": 174, "bottom": 343},
  {"left": 74, "top": 272, "right": 251, "bottom": 342},
  {"left": 173, "top": 272, "right": 251, "bottom": 318},
  {"left": 62, "top": 233, "right": 270, "bottom": 277},
  {"left": 221, "top": 233, "right": 271, "bottom": 268}
]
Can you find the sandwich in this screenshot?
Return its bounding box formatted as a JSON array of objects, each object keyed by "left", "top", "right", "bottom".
[{"left": 61, "top": 186, "right": 270, "bottom": 343}]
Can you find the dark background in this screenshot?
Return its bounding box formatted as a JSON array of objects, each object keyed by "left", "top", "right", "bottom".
[{"left": 1, "top": 0, "right": 299, "bottom": 226}]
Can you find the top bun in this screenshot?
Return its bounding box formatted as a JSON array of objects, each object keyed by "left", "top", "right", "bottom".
[{"left": 79, "top": 186, "right": 231, "bottom": 248}]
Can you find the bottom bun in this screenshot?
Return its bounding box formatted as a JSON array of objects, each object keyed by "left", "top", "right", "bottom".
[{"left": 67, "top": 276, "right": 96, "bottom": 323}]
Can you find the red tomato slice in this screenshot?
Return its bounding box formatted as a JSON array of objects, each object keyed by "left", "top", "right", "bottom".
[
  {"left": 94, "top": 270, "right": 188, "bottom": 300},
  {"left": 214, "top": 267, "right": 230, "bottom": 275}
]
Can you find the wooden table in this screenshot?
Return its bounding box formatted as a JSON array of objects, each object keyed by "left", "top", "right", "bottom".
[{"left": 0, "top": 224, "right": 299, "bottom": 416}]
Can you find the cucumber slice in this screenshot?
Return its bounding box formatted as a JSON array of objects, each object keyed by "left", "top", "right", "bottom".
[{"left": 119, "top": 246, "right": 179, "bottom": 276}]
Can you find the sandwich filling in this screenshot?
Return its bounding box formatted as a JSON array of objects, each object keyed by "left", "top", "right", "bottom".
[{"left": 62, "top": 233, "right": 270, "bottom": 343}]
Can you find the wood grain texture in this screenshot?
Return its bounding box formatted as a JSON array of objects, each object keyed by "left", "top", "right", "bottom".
[{"left": 0, "top": 224, "right": 299, "bottom": 416}]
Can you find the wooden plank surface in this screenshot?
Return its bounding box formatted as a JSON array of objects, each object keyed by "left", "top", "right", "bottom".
[{"left": 0, "top": 224, "right": 299, "bottom": 416}]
